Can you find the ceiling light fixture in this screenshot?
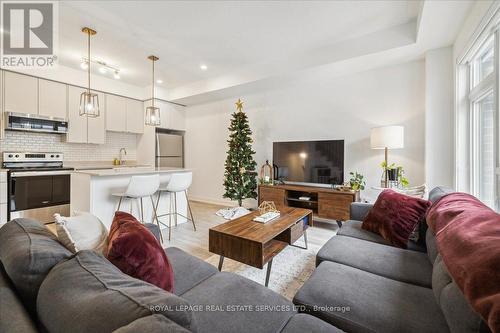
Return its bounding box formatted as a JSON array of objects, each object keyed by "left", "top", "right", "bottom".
[
  {"left": 200, "top": 64, "right": 208, "bottom": 71},
  {"left": 145, "top": 55, "right": 161, "bottom": 126},
  {"left": 156, "top": 79, "right": 163, "bottom": 84},
  {"left": 81, "top": 57, "right": 120, "bottom": 80},
  {"left": 79, "top": 27, "right": 100, "bottom": 118},
  {"left": 80, "top": 60, "right": 88, "bottom": 70}
]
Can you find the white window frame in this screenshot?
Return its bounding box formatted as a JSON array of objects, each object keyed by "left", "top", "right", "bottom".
[
  {"left": 469, "top": 89, "right": 494, "bottom": 199},
  {"left": 456, "top": 5, "right": 500, "bottom": 211}
]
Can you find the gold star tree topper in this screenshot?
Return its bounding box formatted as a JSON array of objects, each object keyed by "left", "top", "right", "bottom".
[{"left": 235, "top": 98, "right": 243, "bottom": 112}]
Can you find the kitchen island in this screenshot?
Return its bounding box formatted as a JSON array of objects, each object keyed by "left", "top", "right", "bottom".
[{"left": 71, "top": 166, "right": 191, "bottom": 229}]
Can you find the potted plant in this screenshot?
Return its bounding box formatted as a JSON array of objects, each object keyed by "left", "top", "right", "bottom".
[
  {"left": 397, "top": 166, "right": 409, "bottom": 188},
  {"left": 387, "top": 167, "right": 398, "bottom": 181},
  {"left": 349, "top": 172, "right": 365, "bottom": 191},
  {"left": 380, "top": 162, "right": 409, "bottom": 188}
]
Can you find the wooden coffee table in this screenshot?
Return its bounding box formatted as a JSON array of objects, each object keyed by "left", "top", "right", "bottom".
[{"left": 209, "top": 207, "right": 312, "bottom": 287}]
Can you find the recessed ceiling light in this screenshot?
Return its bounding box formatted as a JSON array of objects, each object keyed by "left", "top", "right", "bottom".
[
  {"left": 114, "top": 71, "right": 120, "bottom": 79},
  {"left": 156, "top": 79, "right": 163, "bottom": 84},
  {"left": 99, "top": 67, "right": 107, "bottom": 74},
  {"left": 200, "top": 64, "right": 208, "bottom": 71},
  {"left": 80, "top": 61, "right": 88, "bottom": 70}
]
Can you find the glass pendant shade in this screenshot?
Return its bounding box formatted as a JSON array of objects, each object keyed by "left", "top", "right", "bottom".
[
  {"left": 145, "top": 55, "right": 161, "bottom": 126},
  {"left": 79, "top": 91, "right": 100, "bottom": 117},
  {"left": 80, "top": 27, "right": 100, "bottom": 118},
  {"left": 145, "top": 105, "right": 161, "bottom": 126}
]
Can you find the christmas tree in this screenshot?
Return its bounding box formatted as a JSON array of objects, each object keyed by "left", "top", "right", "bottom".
[{"left": 223, "top": 99, "right": 258, "bottom": 206}]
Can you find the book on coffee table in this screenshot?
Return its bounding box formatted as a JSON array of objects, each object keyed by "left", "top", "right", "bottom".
[{"left": 253, "top": 211, "right": 280, "bottom": 223}]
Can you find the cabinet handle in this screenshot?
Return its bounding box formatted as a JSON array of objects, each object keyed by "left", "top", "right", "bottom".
[{"left": 11, "top": 178, "right": 15, "bottom": 196}]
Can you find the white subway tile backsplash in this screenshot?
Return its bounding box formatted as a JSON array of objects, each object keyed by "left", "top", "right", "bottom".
[{"left": 0, "top": 131, "right": 137, "bottom": 161}]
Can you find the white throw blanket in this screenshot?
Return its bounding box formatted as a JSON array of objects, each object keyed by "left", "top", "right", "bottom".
[{"left": 216, "top": 207, "right": 251, "bottom": 220}]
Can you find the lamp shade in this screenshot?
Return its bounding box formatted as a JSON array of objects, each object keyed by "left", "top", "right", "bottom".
[{"left": 370, "top": 126, "right": 404, "bottom": 149}]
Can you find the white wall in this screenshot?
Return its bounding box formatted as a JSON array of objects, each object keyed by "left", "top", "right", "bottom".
[
  {"left": 185, "top": 60, "right": 425, "bottom": 206},
  {"left": 425, "top": 47, "right": 454, "bottom": 189}
]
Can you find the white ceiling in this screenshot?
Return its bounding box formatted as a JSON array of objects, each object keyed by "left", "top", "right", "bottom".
[
  {"left": 58, "top": 0, "right": 421, "bottom": 89},
  {"left": 56, "top": 0, "right": 475, "bottom": 104}
]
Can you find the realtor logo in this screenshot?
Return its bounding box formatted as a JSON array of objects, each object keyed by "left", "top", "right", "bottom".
[{"left": 1, "top": 1, "right": 58, "bottom": 67}]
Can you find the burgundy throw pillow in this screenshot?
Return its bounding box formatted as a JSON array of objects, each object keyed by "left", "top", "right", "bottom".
[
  {"left": 106, "top": 211, "right": 173, "bottom": 292},
  {"left": 362, "top": 189, "right": 431, "bottom": 248}
]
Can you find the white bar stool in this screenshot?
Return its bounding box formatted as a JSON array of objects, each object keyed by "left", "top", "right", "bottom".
[
  {"left": 112, "top": 174, "right": 163, "bottom": 242},
  {"left": 155, "top": 172, "right": 196, "bottom": 241}
]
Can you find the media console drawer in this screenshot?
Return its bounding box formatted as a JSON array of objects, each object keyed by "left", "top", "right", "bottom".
[
  {"left": 258, "top": 187, "right": 286, "bottom": 210},
  {"left": 318, "top": 192, "right": 353, "bottom": 221}
]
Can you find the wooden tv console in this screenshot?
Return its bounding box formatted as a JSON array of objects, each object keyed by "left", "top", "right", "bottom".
[{"left": 258, "top": 184, "right": 360, "bottom": 223}]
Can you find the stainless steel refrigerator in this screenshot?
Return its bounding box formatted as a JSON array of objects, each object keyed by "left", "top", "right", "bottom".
[{"left": 156, "top": 130, "right": 184, "bottom": 168}]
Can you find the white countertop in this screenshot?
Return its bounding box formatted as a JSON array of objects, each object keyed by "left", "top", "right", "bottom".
[
  {"left": 64, "top": 161, "right": 149, "bottom": 170},
  {"left": 73, "top": 166, "right": 190, "bottom": 177}
]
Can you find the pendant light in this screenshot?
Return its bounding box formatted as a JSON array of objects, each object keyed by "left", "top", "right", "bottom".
[
  {"left": 145, "top": 55, "right": 161, "bottom": 126},
  {"left": 79, "top": 27, "right": 100, "bottom": 117}
]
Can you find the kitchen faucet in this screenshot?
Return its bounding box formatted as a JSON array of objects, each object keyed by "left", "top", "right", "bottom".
[{"left": 119, "top": 148, "right": 127, "bottom": 165}]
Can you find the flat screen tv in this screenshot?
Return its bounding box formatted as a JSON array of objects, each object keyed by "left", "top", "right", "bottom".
[{"left": 273, "top": 140, "right": 344, "bottom": 186}]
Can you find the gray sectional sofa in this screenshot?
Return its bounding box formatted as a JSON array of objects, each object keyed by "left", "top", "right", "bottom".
[
  {"left": 293, "top": 187, "right": 491, "bottom": 333},
  {"left": 1, "top": 186, "right": 491, "bottom": 333},
  {"left": 0, "top": 218, "right": 339, "bottom": 333}
]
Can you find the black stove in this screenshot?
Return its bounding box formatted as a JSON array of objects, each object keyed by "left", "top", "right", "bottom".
[{"left": 3, "top": 152, "right": 73, "bottom": 224}]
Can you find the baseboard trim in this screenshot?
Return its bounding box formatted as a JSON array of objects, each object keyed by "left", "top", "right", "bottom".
[
  {"left": 189, "top": 196, "right": 238, "bottom": 207},
  {"left": 188, "top": 196, "right": 258, "bottom": 209}
]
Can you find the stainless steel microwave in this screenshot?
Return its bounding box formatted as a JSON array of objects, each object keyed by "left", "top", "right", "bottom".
[{"left": 5, "top": 112, "right": 68, "bottom": 134}]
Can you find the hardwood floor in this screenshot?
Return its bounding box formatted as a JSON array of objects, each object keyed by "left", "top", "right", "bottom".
[
  {"left": 160, "top": 200, "right": 339, "bottom": 260},
  {"left": 46, "top": 200, "right": 339, "bottom": 261}
]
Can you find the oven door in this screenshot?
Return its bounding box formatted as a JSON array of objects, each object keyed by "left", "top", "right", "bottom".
[{"left": 9, "top": 172, "right": 70, "bottom": 223}]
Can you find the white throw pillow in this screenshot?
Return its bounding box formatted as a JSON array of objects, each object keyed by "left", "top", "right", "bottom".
[{"left": 54, "top": 212, "right": 108, "bottom": 254}]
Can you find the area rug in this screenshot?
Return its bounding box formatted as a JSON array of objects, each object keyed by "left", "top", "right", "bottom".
[{"left": 205, "top": 240, "right": 316, "bottom": 300}]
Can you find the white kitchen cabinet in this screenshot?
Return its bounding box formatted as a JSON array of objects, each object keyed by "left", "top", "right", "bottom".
[
  {"left": 158, "top": 101, "right": 169, "bottom": 129},
  {"left": 0, "top": 70, "right": 4, "bottom": 140},
  {"left": 67, "top": 86, "right": 106, "bottom": 144},
  {"left": 38, "top": 79, "right": 67, "bottom": 120},
  {"left": 106, "top": 94, "right": 127, "bottom": 132},
  {"left": 3, "top": 71, "right": 38, "bottom": 115},
  {"left": 0, "top": 171, "right": 7, "bottom": 226},
  {"left": 0, "top": 204, "right": 6, "bottom": 226},
  {"left": 67, "top": 86, "right": 88, "bottom": 143},
  {"left": 0, "top": 181, "right": 6, "bottom": 205},
  {"left": 87, "top": 91, "right": 106, "bottom": 144},
  {"left": 169, "top": 104, "right": 186, "bottom": 130},
  {"left": 126, "top": 99, "right": 144, "bottom": 134},
  {"left": 156, "top": 100, "right": 185, "bottom": 131},
  {"left": 106, "top": 95, "right": 143, "bottom": 134}
]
